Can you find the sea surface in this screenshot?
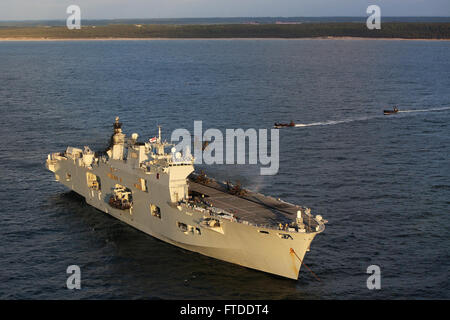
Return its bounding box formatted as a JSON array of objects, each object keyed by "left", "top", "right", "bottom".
[{"left": 0, "top": 39, "right": 449, "bottom": 299}]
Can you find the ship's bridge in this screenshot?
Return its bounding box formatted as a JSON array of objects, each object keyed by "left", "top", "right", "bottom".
[
  {"left": 107, "top": 118, "right": 195, "bottom": 203},
  {"left": 136, "top": 126, "right": 195, "bottom": 203}
]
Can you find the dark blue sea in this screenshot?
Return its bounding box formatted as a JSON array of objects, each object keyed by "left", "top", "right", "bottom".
[{"left": 0, "top": 39, "right": 449, "bottom": 299}]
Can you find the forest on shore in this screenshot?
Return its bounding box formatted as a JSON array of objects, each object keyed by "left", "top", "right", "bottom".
[{"left": 0, "top": 23, "right": 449, "bottom": 39}]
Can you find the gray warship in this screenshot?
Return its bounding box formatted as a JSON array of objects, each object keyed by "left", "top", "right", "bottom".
[{"left": 45, "top": 117, "right": 326, "bottom": 280}]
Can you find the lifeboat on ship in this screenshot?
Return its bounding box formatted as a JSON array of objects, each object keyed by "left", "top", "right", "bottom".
[{"left": 108, "top": 184, "right": 132, "bottom": 210}]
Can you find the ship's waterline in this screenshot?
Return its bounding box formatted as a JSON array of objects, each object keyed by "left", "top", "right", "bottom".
[{"left": 45, "top": 117, "right": 325, "bottom": 280}]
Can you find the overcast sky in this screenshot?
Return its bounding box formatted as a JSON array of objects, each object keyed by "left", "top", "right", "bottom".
[{"left": 0, "top": 0, "right": 449, "bottom": 20}]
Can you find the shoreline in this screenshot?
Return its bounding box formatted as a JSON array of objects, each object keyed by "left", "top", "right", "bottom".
[{"left": 1, "top": 36, "right": 449, "bottom": 42}]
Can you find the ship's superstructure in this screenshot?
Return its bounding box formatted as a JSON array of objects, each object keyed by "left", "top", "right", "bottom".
[{"left": 46, "top": 117, "right": 326, "bottom": 280}]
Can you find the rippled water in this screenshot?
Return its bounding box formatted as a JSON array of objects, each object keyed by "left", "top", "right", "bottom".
[{"left": 0, "top": 39, "right": 449, "bottom": 299}]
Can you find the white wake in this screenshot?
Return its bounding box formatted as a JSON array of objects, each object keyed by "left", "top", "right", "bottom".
[
  {"left": 294, "top": 115, "right": 377, "bottom": 127},
  {"left": 397, "top": 106, "right": 450, "bottom": 113},
  {"left": 293, "top": 107, "right": 450, "bottom": 128}
]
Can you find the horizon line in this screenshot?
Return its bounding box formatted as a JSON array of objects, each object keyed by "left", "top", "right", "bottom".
[{"left": 1, "top": 16, "right": 450, "bottom": 22}]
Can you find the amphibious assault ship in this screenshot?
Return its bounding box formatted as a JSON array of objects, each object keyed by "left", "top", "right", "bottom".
[{"left": 45, "top": 117, "right": 326, "bottom": 280}]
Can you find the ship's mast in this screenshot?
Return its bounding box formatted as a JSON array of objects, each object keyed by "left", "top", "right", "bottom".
[
  {"left": 111, "top": 117, "right": 126, "bottom": 160},
  {"left": 156, "top": 125, "right": 165, "bottom": 155}
]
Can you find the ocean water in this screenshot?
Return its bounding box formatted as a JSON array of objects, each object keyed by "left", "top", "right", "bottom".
[{"left": 0, "top": 39, "right": 449, "bottom": 299}]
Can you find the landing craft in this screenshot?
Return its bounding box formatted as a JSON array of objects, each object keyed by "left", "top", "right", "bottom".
[
  {"left": 383, "top": 105, "right": 399, "bottom": 115},
  {"left": 45, "top": 117, "right": 326, "bottom": 280},
  {"left": 274, "top": 120, "right": 295, "bottom": 128}
]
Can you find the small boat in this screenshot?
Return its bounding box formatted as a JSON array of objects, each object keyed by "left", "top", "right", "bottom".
[
  {"left": 108, "top": 185, "right": 133, "bottom": 210},
  {"left": 109, "top": 195, "right": 132, "bottom": 210},
  {"left": 274, "top": 120, "right": 295, "bottom": 128},
  {"left": 383, "top": 106, "right": 399, "bottom": 115}
]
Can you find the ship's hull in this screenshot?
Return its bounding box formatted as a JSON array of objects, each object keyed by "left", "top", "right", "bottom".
[{"left": 46, "top": 157, "right": 319, "bottom": 280}]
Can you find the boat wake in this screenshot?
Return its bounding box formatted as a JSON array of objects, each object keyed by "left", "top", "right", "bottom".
[
  {"left": 294, "top": 115, "right": 377, "bottom": 128},
  {"left": 397, "top": 106, "right": 450, "bottom": 113},
  {"left": 294, "top": 107, "right": 450, "bottom": 128}
]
